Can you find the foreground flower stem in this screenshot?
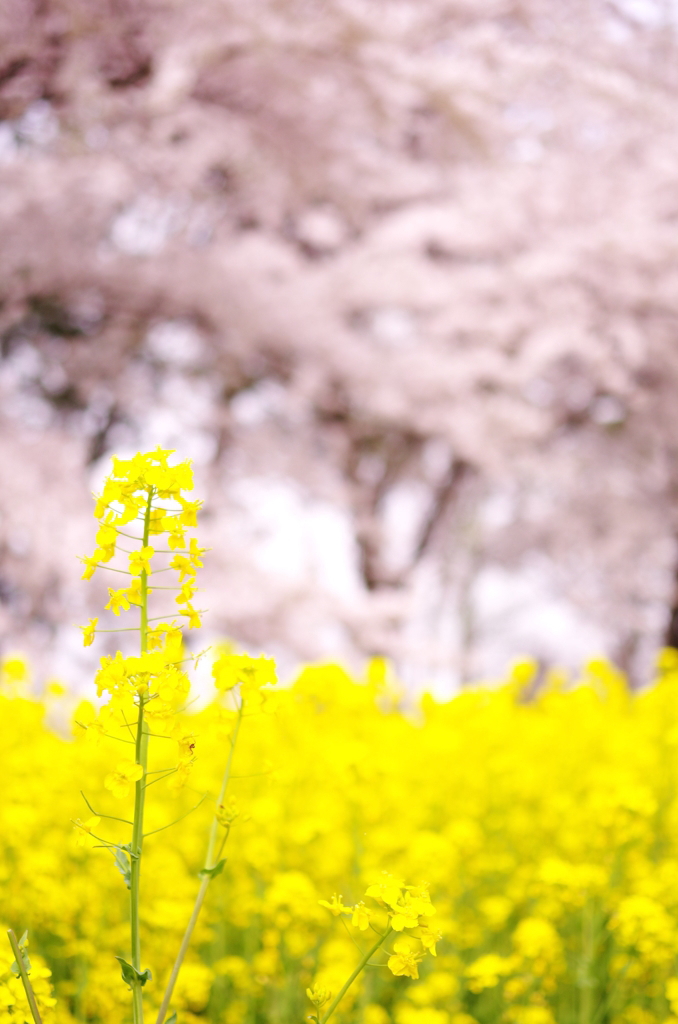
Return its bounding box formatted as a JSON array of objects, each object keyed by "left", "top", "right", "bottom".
[
  {"left": 130, "top": 488, "right": 153, "bottom": 1024},
  {"left": 319, "top": 927, "right": 393, "bottom": 1024},
  {"left": 7, "top": 929, "right": 42, "bottom": 1024},
  {"left": 155, "top": 701, "right": 244, "bottom": 1024}
]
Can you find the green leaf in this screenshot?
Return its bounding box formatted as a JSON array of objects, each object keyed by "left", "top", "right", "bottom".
[
  {"left": 198, "top": 858, "right": 226, "bottom": 880},
  {"left": 114, "top": 848, "right": 132, "bottom": 889},
  {"left": 115, "top": 957, "right": 152, "bottom": 989},
  {"left": 10, "top": 932, "right": 31, "bottom": 975},
  {"left": 166, "top": 1013, "right": 177, "bottom": 1024}
]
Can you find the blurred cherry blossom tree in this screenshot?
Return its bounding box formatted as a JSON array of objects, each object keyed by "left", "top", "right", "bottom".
[{"left": 2, "top": 0, "right": 678, "bottom": 689}]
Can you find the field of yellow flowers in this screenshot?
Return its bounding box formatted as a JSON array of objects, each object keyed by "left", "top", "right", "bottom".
[
  {"left": 5, "top": 653, "right": 678, "bottom": 1024},
  {"left": 4, "top": 448, "right": 678, "bottom": 1024}
]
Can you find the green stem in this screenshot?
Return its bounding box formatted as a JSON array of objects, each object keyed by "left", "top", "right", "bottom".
[
  {"left": 129, "top": 489, "right": 153, "bottom": 1024},
  {"left": 320, "top": 929, "right": 392, "bottom": 1024},
  {"left": 7, "top": 930, "right": 43, "bottom": 1024},
  {"left": 155, "top": 703, "right": 244, "bottom": 1024}
]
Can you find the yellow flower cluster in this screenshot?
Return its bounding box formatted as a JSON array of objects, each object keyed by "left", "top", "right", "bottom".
[
  {"left": 75, "top": 450, "right": 210, "bottom": 813},
  {"left": 79, "top": 447, "right": 205, "bottom": 644},
  {"left": 318, "top": 876, "right": 439, "bottom": 981},
  {"left": 212, "top": 649, "right": 277, "bottom": 707},
  {"left": 7, "top": 652, "right": 678, "bottom": 1024}
]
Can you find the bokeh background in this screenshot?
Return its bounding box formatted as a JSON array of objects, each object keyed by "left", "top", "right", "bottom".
[{"left": 2, "top": 0, "right": 678, "bottom": 691}]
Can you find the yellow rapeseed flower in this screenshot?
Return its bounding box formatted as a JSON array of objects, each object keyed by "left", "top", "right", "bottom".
[
  {"left": 351, "top": 902, "right": 371, "bottom": 930},
  {"left": 104, "top": 760, "right": 144, "bottom": 799},
  {"left": 128, "top": 545, "right": 154, "bottom": 576},
  {"left": 307, "top": 985, "right": 331, "bottom": 1007},
  {"left": 319, "top": 894, "right": 351, "bottom": 917},
  {"left": 180, "top": 604, "right": 202, "bottom": 629},
  {"left": 105, "top": 588, "right": 131, "bottom": 616},
  {"left": 80, "top": 618, "right": 98, "bottom": 647},
  {"left": 74, "top": 815, "right": 101, "bottom": 848},
  {"left": 365, "top": 873, "right": 406, "bottom": 909},
  {"left": 388, "top": 948, "right": 423, "bottom": 980}
]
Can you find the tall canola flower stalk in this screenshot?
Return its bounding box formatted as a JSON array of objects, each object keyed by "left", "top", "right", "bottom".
[{"left": 78, "top": 449, "right": 206, "bottom": 1024}]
